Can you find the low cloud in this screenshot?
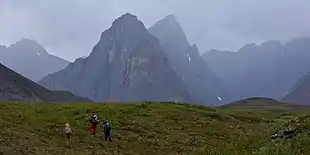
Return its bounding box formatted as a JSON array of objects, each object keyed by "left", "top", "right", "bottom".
[{"left": 0, "top": 0, "right": 309, "bottom": 61}]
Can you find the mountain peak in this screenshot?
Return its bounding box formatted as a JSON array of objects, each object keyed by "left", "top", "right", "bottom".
[
  {"left": 112, "top": 13, "right": 138, "bottom": 23},
  {"left": 162, "top": 14, "right": 178, "bottom": 23},
  {"left": 111, "top": 13, "right": 144, "bottom": 29},
  {"left": 0, "top": 38, "right": 69, "bottom": 82},
  {"left": 15, "top": 38, "right": 42, "bottom": 47},
  {"left": 99, "top": 13, "right": 148, "bottom": 43},
  {"left": 121, "top": 13, "right": 137, "bottom": 19},
  {"left": 9, "top": 38, "right": 47, "bottom": 54},
  {"left": 149, "top": 14, "right": 189, "bottom": 49},
  {"left": 151, "top": 14, "right": 182, "bottom": 31},
  {"left": 239, "top": 43, "right": 259, "bottom": 53}
]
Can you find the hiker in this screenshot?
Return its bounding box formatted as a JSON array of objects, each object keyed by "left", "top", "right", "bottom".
[
  {"left": 90, "top": 112, "right": 100, "bottom": 135},
  {"left": 64, "top": 123, "right": 72, "bottom": 147},
  {"left": 102, "top": 120, "right": 112, "bottom": 142}
]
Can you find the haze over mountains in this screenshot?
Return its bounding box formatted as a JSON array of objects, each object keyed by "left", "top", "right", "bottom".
[
  {"left": 39, "top": 13, "right": 191, "bottom": 103},
  {"left": 283, "top": 72, "right": 310, "bottom": 105},
  {"left": 34, "top": 13, "right": 310, "bottom": 105},
  {"left": 0, "top": 12, "right": 309, "bottom": 105},
  {"left": 202, "top": 38, "right": 310, "bottom": 103},
  {"left": 148, "top": 15, "right": 237, "bottom": 105},
  {"left": 0, "top": 39, "right": 69, "bottom": 82}
]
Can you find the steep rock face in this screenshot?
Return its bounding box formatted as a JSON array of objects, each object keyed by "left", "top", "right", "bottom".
[
  {"left": 279, "top": 38, "right": 310, "bottom": 94},
  {"left": 283, "top": 73, "right": 310, "bottom": 105},
  {"left": 149, "top": 15, "right": 237, "bottom": 105},
  {"left": 203, "top": 38, "right": 310, "bottom": 100},
  {"left": 0, "top": 63, "right": 90, "bottom": 102},
  {"left": 0, "top": 39, "right": 69, "bottom": 82},
  {"left": 39, "top": 13, "right": 190, "bottom": 103}
]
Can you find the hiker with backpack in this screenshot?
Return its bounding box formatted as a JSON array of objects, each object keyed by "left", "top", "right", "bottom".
[
  {"left": 102, "top": 120, "right": 112, "bottom": 142},
  {"left": 90, "top": 112, "right": 100, "bottom": 135},
  {"left": 64, "top": 123, "right": 72, "bottom": 147}
]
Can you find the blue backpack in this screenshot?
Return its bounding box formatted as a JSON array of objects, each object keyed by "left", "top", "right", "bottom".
[{"left": 103, "top": 121, "right": 111, "bottom": 131}]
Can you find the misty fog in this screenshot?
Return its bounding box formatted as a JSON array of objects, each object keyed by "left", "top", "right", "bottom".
[{"left": 1, "top": 0, "right": 309, "bottom": 61}]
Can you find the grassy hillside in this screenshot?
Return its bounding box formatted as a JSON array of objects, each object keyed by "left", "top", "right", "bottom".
[{"left": 0, "top": 101, "right": 310, "bottom": 155}]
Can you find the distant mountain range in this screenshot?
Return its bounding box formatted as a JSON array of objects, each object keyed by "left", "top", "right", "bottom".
[
  {"left": 0, "top": 39, "right": 70, "bottom": 82},
  {"left": 0, "top": 62, "right": 90, "bottom": 102},
  {"left": 38, "top": 13, "right": 310, "bottom": 105},
  {"left": 203, "top": 38, "right": 310, "bottom": 102},
  {"left": 1, "top": 13, "right": 309, "bottom": 105},
  {"left": 39, "top": 13, "right": 191, "bottom": 103}
]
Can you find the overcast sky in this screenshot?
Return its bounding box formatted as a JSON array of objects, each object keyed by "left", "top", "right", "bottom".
[{"left": 1, "top": 0, "right": 310, "bottom": 61}]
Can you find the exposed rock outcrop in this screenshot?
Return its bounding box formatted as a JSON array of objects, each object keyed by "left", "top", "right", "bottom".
[
  {"left": 39, "top": 13, "right": 191, "bottom": 103},
  {"left": 149, "top": 15, "right": 237, "bottom": 105}
]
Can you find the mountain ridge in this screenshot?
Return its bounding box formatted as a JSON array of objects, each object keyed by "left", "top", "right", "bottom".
[
  {"left": 0, "top": 62, "right": 90, "bottom": 102},
  {"left": 149, "top": 15, "right": 238, "bottom": 105},
  {"left": 202, "top": 37, "right": 310, "bottom": 101},
  {"left": 0, "top": 38, "right": 70, "bottom": 82},
  {"left": 283, "top": 72, "right": 310, "bottom": 105},
  {"left": 39, "top": 13, "right": 191, "bottom": 103}
]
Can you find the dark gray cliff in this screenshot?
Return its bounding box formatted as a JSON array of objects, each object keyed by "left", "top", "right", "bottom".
[
  {"left": 149, "top": 15, "right": 237, "bottom": 105},
  {"left": 0, "top": 62, "right": 90, "bottom": 102},
  {"left": 283, "top": 72, "right": 310, "bottom": 105},
  {"left": 39, "top": 13, "right": 191, "bottom": 103}
]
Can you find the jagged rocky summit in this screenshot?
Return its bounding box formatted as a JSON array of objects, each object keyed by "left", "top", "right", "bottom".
[
  {"left": 39, "top": 13, "right": 191, "bottom": 103},
  {"left": 0, "top": 39, "right": 69, "bottom": 82},
  {"left": 149, "top": 14, "right": 238, "bottom": 105}
]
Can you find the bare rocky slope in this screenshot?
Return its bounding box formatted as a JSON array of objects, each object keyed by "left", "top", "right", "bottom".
[
  {"left": 0, "top": 63, "right": 90, "bottom": 102},
  {"left": 149, "top": 15, "right": 238, "bottom": 105},
  {"left": 39, "top": 13, "right": 191, "bottom": 103},
  {"left": 283, "top": 72, "right": 310, "bottom": 105}
]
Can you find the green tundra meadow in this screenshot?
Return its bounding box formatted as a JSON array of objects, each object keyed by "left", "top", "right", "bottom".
[{"left": 1, "top": 99, "right": 310, "bottom": 155}]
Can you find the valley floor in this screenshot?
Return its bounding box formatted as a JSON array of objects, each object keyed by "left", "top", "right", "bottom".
[{"left": 0, "top": 102, "right": 310, "bottom": 155}]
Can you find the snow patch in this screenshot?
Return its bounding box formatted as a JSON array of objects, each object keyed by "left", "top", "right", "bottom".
[{"left": 186, "top": 53, "right": 191, "bottom": 62}]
